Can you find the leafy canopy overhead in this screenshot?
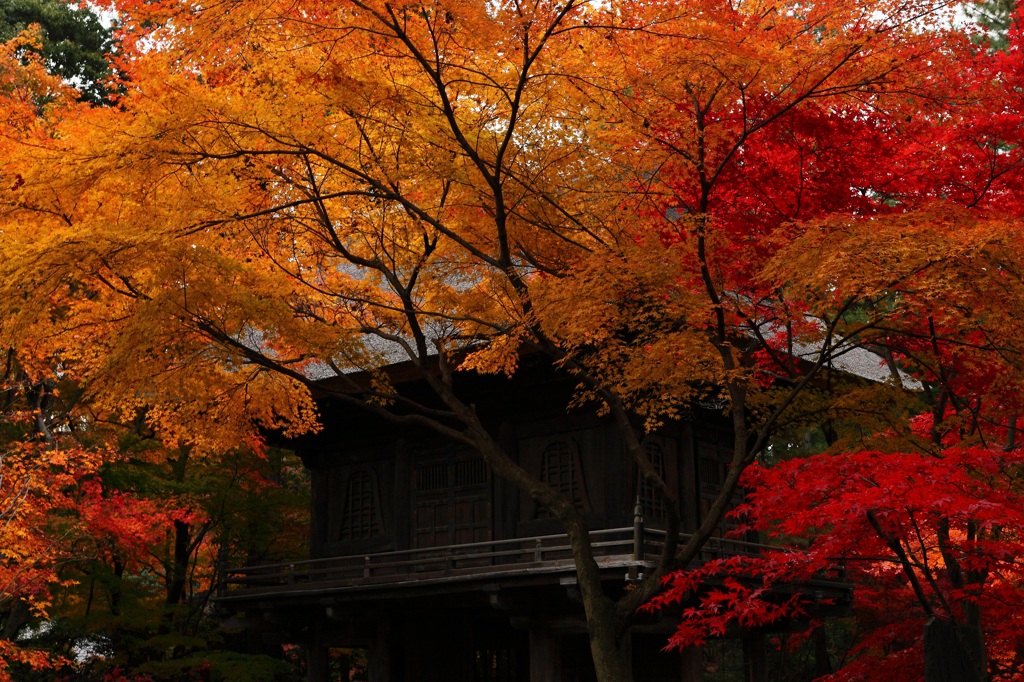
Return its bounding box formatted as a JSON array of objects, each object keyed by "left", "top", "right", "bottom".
[{"left": 3, "top": 0, "right": 1009, "bottom": 441}]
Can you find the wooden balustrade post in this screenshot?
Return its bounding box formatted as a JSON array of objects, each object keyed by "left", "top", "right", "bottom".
[
  {"left": 215, "top": 555, "right": 227, "bottom": 598},
  {"left": 629, "top": 497, "right": 644, "bottom": 581}
]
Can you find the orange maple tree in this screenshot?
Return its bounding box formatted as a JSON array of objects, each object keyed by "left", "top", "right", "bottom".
[
  {"left": 0, "top": 23, "right": 308, "bottom": 678},
  {"left": 3, "top": 1, "right": 1024, "bottom": 680}
]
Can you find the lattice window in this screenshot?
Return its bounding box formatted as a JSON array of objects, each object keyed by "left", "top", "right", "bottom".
[
  {"left": 637, "top": 439, "right": 668, "bottom": 519},
  {"left": 416, "top": 461, "right": 449, "bottom": 492},
  {"left": 536, "top": 439, "right": 587, "bottom": 517},
  {"left": 339, "top": 470, "right": 381, "bottom": 540},
  {"left": 455, "top": 458, "right": 489, "bottom": 487},
  {"left": 699, "top": 456, "right": 722, "bottom": 487},
  {"left": 541, "top": 440, "right": 577, "bottom": 498}
]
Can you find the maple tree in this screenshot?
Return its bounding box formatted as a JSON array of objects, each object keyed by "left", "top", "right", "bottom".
[
  {"left": 644, "top": 9, "right": 1024, "bottom": 678},
  {"left": 0, "top": 34, "right": 308, "bottom": 680},
  {"left": 50, "top": 440, "right": 309, "bottom": 681},
  {"left": 0, "top": 49, "right": 95, "bottom": 675},
  {"left": 652, "top": 439, "right": 1024, "bottom": 681},
  {"left": 3, "top": 0, "right": 1024, "bottom": 680}
]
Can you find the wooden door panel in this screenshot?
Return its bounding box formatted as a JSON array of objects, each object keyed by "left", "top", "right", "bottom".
[{"left": 414, "top": 455, "right": 493, "bottom": 553}]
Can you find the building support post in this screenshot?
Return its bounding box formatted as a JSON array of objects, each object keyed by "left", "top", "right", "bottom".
[
  {"left": 680, "top": 645, "right": 705, "bottom": 682},
  {"left": 743, "top": 630, "right": 767, "bottom": 682},
  {"left": 529, "top": 628, "right": 560, "bottom": 682},
  {"left": 630, "top": 498, "right": 644, "bottom": 581},
  {"left": 369, "top": 617, "right": 393, "bottom": 682},
  {"left": 308, "top": 617, "right": 329, "bottom": 682}
]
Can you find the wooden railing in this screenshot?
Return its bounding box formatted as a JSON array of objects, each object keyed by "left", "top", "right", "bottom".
[{"left": 220, "top": 527, "right": 771, "bottom": 598}]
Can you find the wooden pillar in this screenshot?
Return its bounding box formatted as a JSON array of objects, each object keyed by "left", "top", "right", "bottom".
[
  {"left": 394, "top": 440, "right": 411, "bottom": 551},
  {"left": 680, "top": 645, "right": 704, "bottom": 682},
  {"left": 455, "top": 611, "right": 474, "bottom": 682},
  {"left": 529, "top": 628, "right": 561, "bottom": 682},
  {"left": 310, "top": 468, "right": 329, "bottom": 559},
  {"left": 743, "top": 631, "right": 767, "bottom": 682},
  {"left": 308, "top": 618, "right": 329, "bottom": 682},
  {"left": 369, "top": 617, "right": 393, "bottom": 682},
  {"left": 811, "top": 625, "right": 832, "bottom": 677}
]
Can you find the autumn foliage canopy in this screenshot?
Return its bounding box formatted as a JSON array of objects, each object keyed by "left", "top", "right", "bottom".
[{"left": 3, "top": 0, "right": 1024, "bottom": 679}]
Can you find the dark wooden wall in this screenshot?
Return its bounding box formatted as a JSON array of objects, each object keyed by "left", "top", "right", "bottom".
[{"left": 306, "top": 402, "right": 738, "bottom": 559}]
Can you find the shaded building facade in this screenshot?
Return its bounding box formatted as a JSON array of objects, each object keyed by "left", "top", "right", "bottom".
[{"left": 219, "top": 365, "right": 848, "bottom": 681}]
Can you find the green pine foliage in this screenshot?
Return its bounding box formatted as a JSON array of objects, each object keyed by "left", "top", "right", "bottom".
[
  {"left": 0, "top": 0, "right": 116, "bottom": 103},
  {"left": 966, "top": 0, "right": 1016, "bottom": 51}
]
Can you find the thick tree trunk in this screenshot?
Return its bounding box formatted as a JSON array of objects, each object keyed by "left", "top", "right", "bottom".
[
  {"left": 556, "top": 508, "right": 634, "bottom": 682},
  {"left": 585, "top": 609, "right": 633, "bottom": 682},
  {"left": 962, "top": 601, "right": 988, "bottom": 677},
  {"left": 109, "top": 558, "right": 125, "bottom": 615},
  {"left": 932, "top": 515, "right": 988, "bottom": 681},
  {"left": 0, "top": 599, "right": 29, "bottom": 640},
  {"left": 570, "top": 526, "right": 634, "bottom": 682},
  {"left": 166, "top": 519, "right": 191, "bottom": 605},
  {"left": 924, "top": 617, "right": 986, "bottom": 682}
]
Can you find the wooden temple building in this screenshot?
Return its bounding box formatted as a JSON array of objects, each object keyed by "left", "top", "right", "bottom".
[{"left": 217, "top": 364, "right": 851, "bottom": 681}]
